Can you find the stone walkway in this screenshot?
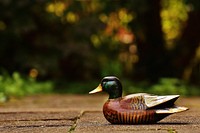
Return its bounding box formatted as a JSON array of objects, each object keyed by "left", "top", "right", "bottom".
[{"left": 0, "top": 94, "right": 199, "bottom": 133}]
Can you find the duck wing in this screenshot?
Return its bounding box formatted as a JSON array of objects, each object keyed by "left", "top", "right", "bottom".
[
  {"left": 120, "top": 93, "right": 185, "bottom": 110},
  {"left": 120, "top": 93, "right": 150, "bottom": 110},
  {"left": 144, "top": 94, "right": 180, "bottom": 109},
  {"left": 144, "top": 94, "right": 188, "bottom": 112}
]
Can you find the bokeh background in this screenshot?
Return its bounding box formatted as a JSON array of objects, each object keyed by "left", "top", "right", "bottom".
[{"left": 0, "top": 0, "right": 200, "bottom": 101}]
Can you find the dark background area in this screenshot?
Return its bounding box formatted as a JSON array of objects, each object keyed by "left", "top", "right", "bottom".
[{"left": 0, "top": 0, "right": 199, "bottom": 98}]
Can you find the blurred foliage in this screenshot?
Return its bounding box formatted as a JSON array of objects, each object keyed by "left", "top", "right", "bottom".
[
  {"left": 161, "top": 0, "right": 189, "bottom": 49},
  {"left": 0, "top": 71, "right": 53, "bottom": 102},
  {"left": 55, "top": 80, "right": 99, "bottom": 94},
  {"left": 0, "top": 0, "right": 199, "bottom": 98},
  {"left": 150, "top": 78, "right": 188, "bottom": 95},
  {"left": 0, "top": 0, "right": 140, "bottom": 80},
  {"left": 124, "top": 78, "right": 200, "bottom": 96}
]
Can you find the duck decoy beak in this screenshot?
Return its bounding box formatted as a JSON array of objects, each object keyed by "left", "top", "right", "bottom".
[{"left": 89, "top": 84, "right": 103, "bottom": 94}]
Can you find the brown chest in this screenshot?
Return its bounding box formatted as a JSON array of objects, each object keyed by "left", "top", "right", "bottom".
[{"left": 103, "top": 100, "right": 159, "bottom": 124}]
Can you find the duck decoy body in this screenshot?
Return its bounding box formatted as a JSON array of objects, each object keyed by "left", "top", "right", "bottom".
[{"left": 89, "top": 76, "right": 188, "bottom": 124}]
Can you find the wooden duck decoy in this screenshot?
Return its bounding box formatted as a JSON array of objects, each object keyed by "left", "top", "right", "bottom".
[{"left": 89, "top": 76, "right": 188, "bottom": 124}]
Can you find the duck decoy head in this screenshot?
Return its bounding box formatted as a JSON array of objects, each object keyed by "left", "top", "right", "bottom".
[{"left": 89, "top": 76, "right": 123, "bottom": 99}]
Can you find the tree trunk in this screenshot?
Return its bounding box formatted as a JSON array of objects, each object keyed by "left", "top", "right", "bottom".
[
  {"left": 174, "top": 10, "right": 200, "bottom": 84},
  {"left": 132, "top": 0, "right": 171, "bottom": 82}
]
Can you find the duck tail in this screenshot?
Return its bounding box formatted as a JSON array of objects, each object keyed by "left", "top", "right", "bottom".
[{"left": 155, "top": 106, "right": 189, "bottom": 114}]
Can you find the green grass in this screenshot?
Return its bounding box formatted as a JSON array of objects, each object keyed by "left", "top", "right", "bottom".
[
  {"left": 0, "top": 71, "right": 53, "bottom": 102},
  {"left": 0, "top": 71, "right": 199, "bottom": 103}
]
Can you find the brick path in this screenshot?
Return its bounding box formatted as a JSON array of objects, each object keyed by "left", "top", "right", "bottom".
[{"left": 0, "top": 94, "right": 199, "bottom": 133}]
